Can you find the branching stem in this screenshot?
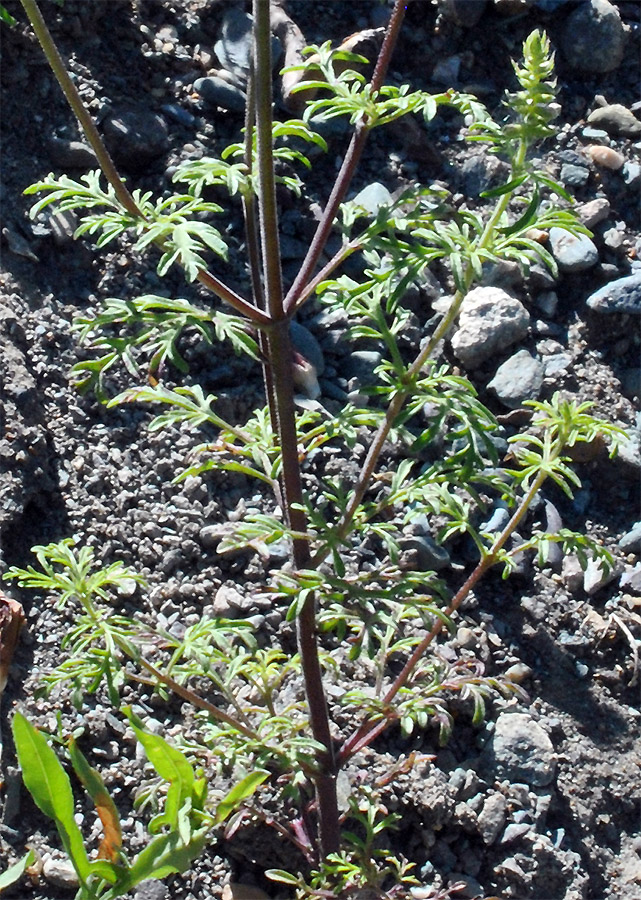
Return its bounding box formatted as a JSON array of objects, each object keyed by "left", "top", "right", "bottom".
[{"left": 283, "top": 0, "right": 407, "bottom": 315}]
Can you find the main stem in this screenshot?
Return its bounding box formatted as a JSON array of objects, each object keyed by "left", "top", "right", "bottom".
[{"left": 252, "top": 0, "right": 339, "bottom": 856}]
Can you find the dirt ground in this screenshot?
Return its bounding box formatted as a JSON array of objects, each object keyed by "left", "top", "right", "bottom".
[{"left": 0, "top": 2, "right": 640, "bottom": 899}]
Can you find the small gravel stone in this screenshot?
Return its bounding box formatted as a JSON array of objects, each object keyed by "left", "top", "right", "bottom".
[
  {"left": 102, "top": 108, "right": 169, "bottom": 173},
  {"left": 399, "top": 534, "right": 451, "bottom": 571},
  {"left": 483, "top": 712, "right": 556, "bottom": 786},
  {"left": 549, "top": 228, "right": 598, "bottom": 273},
  {"left": 501, "top": 822, "right": 533, "bottom": 844},
  {"left": 583, "top": 556, "right": 622, "bottom": 594},
  {"left": 560, "top": 0, "right": 626, "bottom": 74},
  {"left": 560, "top": 163, "right": 589, "bottom": 187},
  {"left": 438, "top": 0, "right": 487, "bottom": 28},
  {"left": 585, "top": 145, "right": 625, "bottom": 170},
  {"left": 43, "top": 858, "right": 78, "bottom": 888},
  {"left": 587, "top": 104, "right": 641, "bottom": 137},
  {"left": 48, "top": 137, "right": 98, "bottom": 169},
  {"left": 619, "top": 522, "right": 641, "bottom": 554},
  {"left": 451, "top": 287, "right": 529, "bottom": 369},
  {"left": 620, "top": 564, "right": 641, "bottom": 594},
  {"left": 586, "top": 274, "right": 641, "bottom": 315},
  {"left": 290, "top": 321, "right": 325, "bottom": 375},
  {"left": 622, "top": 162, "right": 641, "bottom": 187},
  {"left": 576, "top": 198, "right": 611, "bottom": 229},
  {"left": 477, "top": 792, "right": 507, "bottom": 845},
  {"left": 194, "top": 75, "right": 247, "bottom": 112},
  {"left": 488, "top": 350, "right": 543, "bottom": 409}
]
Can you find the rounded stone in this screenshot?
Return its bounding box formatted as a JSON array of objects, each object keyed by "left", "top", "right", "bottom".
[
  {"left": 488, "top": 350, "right": 543, "bottom": 409},
  {"left": 586, "top": 274, "right": 641, "bottom": 315},
  {"left": 560, "top": 0, "right": 626, "bottom": 74},
  {"left": 549, "top": 228, "right": 598, "bottom": 273},
  {"left": 483, "top": 712, "right": 556, "bottom": 786}
]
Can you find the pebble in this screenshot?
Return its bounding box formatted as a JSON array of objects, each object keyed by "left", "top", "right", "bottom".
[
  {"left": 562, "top": 554, "right": 584, "bottom": 593},
  {"left": 133, "top": 880, "right": 168, "bottom": 900},
  {"left": 344, "top": 349, "right": 383, "bottom": 383},
  {"left": 501, "top": 823, "right": 533, "bottom": 844},
  {"left": 542, "top": 353, "right": 572, "bottom": 378},
  {"left": 290, "top": 321, "right": 325, "bottom": 375},
  {"left": 587, "top": 104, "right": 641, "bottom": 137},
  {"left": 576, "top": 198, "right": 611, "bottom": 229},
  {"left": 488, "top": 350, "right": 543, "bottom": 409},
  {"left": 451, "top": 287, "right": 529, "bottom": 369},
  {"left": 49, "top": 210, "right": 78, "bottom": 247},
  {"left": 2, "top": 226, "right": 39, "bottom": 262},
  {"left": 535, "top": 290, "right": 559, "bottom": 318},
  {"left": 560, "top": 163, "right": 589, "bottom": 187},
  {"left": 585, "top": 145, "right": 625, "bottom": 170},
  {"left": 477, "top": 793, "right": 507, "bottom": 845},
  {"left": 583, "top": 556, "right": 621, "bottom": 594},
  {"left": 400, "top": 535, "right": 451, "bottom": 571},
  {"left": 438, "top": 0, "right": 487, "bottom": 28},
  {"left": 194, "top": 76, "right": 247, "bottom": 113},
  {"left": 42, "top": 858, "right": 78, "bottom": 888},
  {"left": 619, "top": 522, "right": 641, "bottom": 554},
  {"left": 102, "top": 108, "right": 168, "bottom": 173},
  {"left": 161, "top": 103, "right": 196, "bottom": 127},
  {"left": 560, "top": 0, "right": 626, "bottom": 74},
  {"left": 213, "top": 584, "right": 248, "bottom": 617},
  {"left": 483, "top": 712, "right": 556, "bottom": 786},
  {"left": 214, "top": 7, "right": 253, "bottom": 77},
  {"left": 622, "top": 162, "right": 641, "bottom": 187},
  {"left": 585, "top": 273, "right": 641, "bottom": 315},
  {"left": 620, "top": 564, "right": 641, "bottom": 594},
  {"left": 548, "top": 227, "right": 598, "bottom": 273},
  {"left": 48, "top": 137, "right": 98, "bottom": 169},
  {"left": 580, "top": 127, "right": 610, "bottom": 143}
]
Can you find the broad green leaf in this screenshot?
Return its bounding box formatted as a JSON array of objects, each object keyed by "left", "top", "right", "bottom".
[
  {"left": 214, "top": 770, "right": 270, "bottom": 824},
  {"left": 0, "top": 849, "right": 36, "bottom": 891},
  {"left": 124, "top": 827, "right": 209, "bottom": 888},
  {"left": 12, "top": 713, "right": 91, "bottom": 882}
]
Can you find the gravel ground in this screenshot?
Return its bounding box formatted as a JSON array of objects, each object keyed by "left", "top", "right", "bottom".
[{"left": 0, "top": 2, "right": 640, "bottom": 899}]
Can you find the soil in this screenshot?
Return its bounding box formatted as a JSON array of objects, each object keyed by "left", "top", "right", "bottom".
[{"left": 0, "top": 2, "right": 640, "bottom": 900}]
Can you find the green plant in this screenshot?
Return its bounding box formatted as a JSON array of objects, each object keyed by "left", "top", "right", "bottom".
[{"left": 3, "top": 2, "right": 626, "bottom": 897}]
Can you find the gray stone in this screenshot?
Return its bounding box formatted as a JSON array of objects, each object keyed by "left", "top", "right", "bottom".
[
  {"left": 43, "top": 858, "right": 78, "bottom": 889},
  {"left": 290, "top": 321, "right": 325, "bottom": 376},
  {"left": 399, "top": 535, "right": 451, "bottom": 571},
  {"left": 620, "top": 368, "right": 641, "bottom": 402},
  {"left": 438, "top": 0, "right": 487, "bottom": 27},
  {"left": 451, "top": 287, "right": 529, "bottom": 369},
  {"left": 483, "top": 712, "right": 556, "bottom": 786},
  {"left": 620, "top": 563, "right": 641, "bottom": 594},
  {"left": 488, "top": 350, "right": 543, "bottom": 409},
  {"left": 460, "top": 153, "right": 503, "bottom": 197},
  {"left": 560, "top": 163, "right": 589, "bottom": 187},
  {"left": 619, "top": 522, "right": 641, "bottom": 554},
  {"left": 477, "top": 793, "right": 507, "bottom": 845},
  {"left": 549, "top": 228, "right": 598, "bottom": 273},
  {"left": 49, "top": 137, "right": 98, "bottom": 169},
  {"left": 587, "top": 104, "right": 641, "bottom": 137},
  {"left": 586, "top": 274, "right": 641, "bottom": 315},
  {"left": 561, "top": 0, "right": 626, "bottom": 74},
  {"left": 501, "top": 823, "right": 533, "bottom": 844},
  {"left": 535, "top": 290, "right": 558, "bottom": 318},
  {"left": 543, "top": 353, "right": 572, "bottom": 378},
  {"left": 583, "top": 556, "right": 622, "bottom": 595},
  {"left": 576, "top": 198, "right": 611, "bottom": 229},
  {"left": 622, "top": 162, "right": 641, "bottom": 187},
  {"left": 194, "top": 76, "right": 246, "bottom": 113},
  {"left": 344, "top": 350, "right": 383, "bottom": 383},
  {"left": 102, "top": 108, "right": 168, "bottom": 173}
]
